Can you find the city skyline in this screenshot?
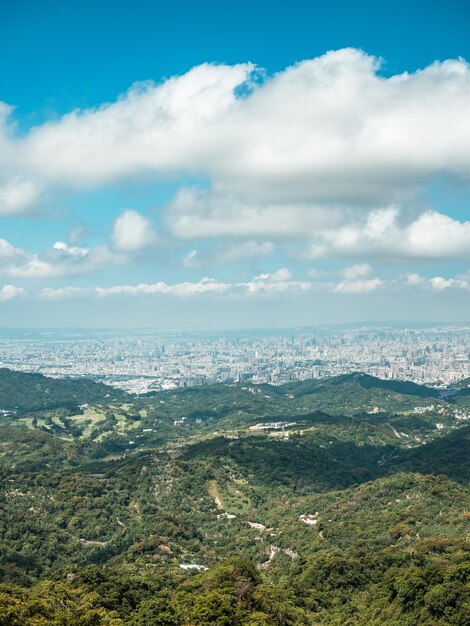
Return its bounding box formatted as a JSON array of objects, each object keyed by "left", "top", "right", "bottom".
[
  {"left": 1, "top": 1, "right": 470, "bottom": 328},
  {"left": 2, "top": 324, "right": 468, "bottom": 392}
]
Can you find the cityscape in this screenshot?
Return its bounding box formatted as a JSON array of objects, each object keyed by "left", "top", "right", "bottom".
[
  {"left": 1, "top": 325, "right": 468, "bottom": 394},
  {"left": 1, "top": 2, "right": 469, "bottom": 624}
]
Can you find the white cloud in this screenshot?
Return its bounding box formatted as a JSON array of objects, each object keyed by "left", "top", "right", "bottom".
[
  {"left": 405, "top": 272, "right": 427, "bottom": 286},
  {"left": 341, "top": 263, "right": 372, "bottom": 280},
  {"left": 0, "top": 238, "right": 24, "bottom": 263},
  {"left": 251, "top": 268, "right": 293, "bottom": 282},
  {"left": 302, "top": 209, "right": 470, "bottom": 261},
  {"left": 182, "top": 249, "right": 201, "bottom": 268},
  {"left": 2, "top": 49, "right": 470, "bottom": 264},
  {"left": 1, "top": 62, "right": 252, "bottom": 191},
  {"left": 430, "top": 276, "right": 457, "bottom": 291},
  {"left": 29, "top": 266, "right": 470, "bottom": 300},
  {"left": 40, "top": 268, "right": 313, "bottom": 300},
  {"left": 402, "top": 272, "right": 470, "bottom": 292},
  {"left": 111, "top": 209, "right": 157, "bottom": 252},
  {"left": 38, "top": 286, "right": 94, "bottom": 299},
  {"left": 430, "top": 275, "right": 470, "bottom": 292},
  {"left": 0, "top": 284, "right": 26, "bottom": 302},
  {"left": 0, "top": 237, "right": 123, "bottom": 279},
  {"left": 0, "top": 179, "right": 40, "bottom": 216},
  {"left": 334, "top": 277, "right": 383, "bottom": 294},
  {"left": 98, "top": 277, "right": 230, "bottom": 297},
  {"left": 53, "top": 241, "right": 88, "bottom": 257},
  {"left": 240, "top": 268, "right": 312, "bottom": 295},
  {"left": 404, "top": 211, "right": 470, "bottom": 259},
  {"left": 41, "top": 277, "right": 232, "bottom": 299}
]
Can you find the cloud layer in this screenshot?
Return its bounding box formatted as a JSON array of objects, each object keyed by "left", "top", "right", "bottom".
[
  {"left": 2, "top": 48, "right": 470, "bottom": 262},
  {"left": 5, "top": 50, "right": 470, "bottom": 197},
  {"left": 1, "top": 263, "right": 469, "bottom": 305},
  {"left": 1, "top": 48, "right": 470, "bottom": 314},
  {"left": 33, "top": 268, "right": 470, "bottom": 300}
]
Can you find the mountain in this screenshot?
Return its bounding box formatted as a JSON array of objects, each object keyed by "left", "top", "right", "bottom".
[
  {"left": 0, "top": 370, "right": 468, "bottom": 625},
  {"left": 0, "top": 367, "right": 128, "bottom": 412},
  {"left": 282, "top": 371, "right": 442, "bottom": 398}
]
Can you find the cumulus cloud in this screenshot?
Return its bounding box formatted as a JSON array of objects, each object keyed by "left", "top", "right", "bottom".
[
  {"left": 341, "top": 263, "right": 372, "bottom": 280},
  {"left": 53, "top": 241, "right": 88, "bottom": 257},
  {"left": 25, "top": 265, "right": 470, "bottom": 301},
  {"left": 111, "top": 209, "right": 157, "bottom": 252},
  {"left": 405, "top": 272, "right": 427, "bottom": 286},
  {"left": 0, "top": 237, "right": 123, "bottom": 279},
  {"left": 0, "top": 284, "right": 26, "bottom": 302},
  {"left": 333, "top": 264, "right": 383, "bottom": 293},
  {"left": 0, "top": 179, "right": 40, "bottom": 216},
  {"left": 429, "top": 276, "right": 456, "bottom": 290},
  {"left": 3, "top": 49, "right": 470, "bottom": 264},
  {"left": 240, "top": 268, "right": 312, "bottom": 295},
  {"left": 334, "top": 277, "right": 383, "bottom": 294},
  {"left": 0, "top": 238, "right": 23, "bottom": 263},
  {"left": 39, "top": 269, "right": 310, "bottom": 299},
  {"left": 403, "top": 271, "right": 470, "bottom": 292},
  {"left": 41, "top": 277, "right": 232, "bottom": 299},
  {"left": 99, "top": 277, "right": 231, "bottom": 297},
  {"left": 427, "top": 275, "right": 470, "bottom": 292},
  {"left": 6, "top": 48, "right": 468, "bottom": 200},
  {"left": 40, "top": 268, "right": 392, "bottom": 300},
  {"left": 303, "top": 209, "right": 470, "bottom": 261},
  {"left": 0, "top": 62, "right": 252, "bottom": 192}
]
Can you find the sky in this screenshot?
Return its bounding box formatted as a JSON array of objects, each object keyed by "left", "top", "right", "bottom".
[{"left": 1, "top": 0, "right": 470, "bottom": 329}]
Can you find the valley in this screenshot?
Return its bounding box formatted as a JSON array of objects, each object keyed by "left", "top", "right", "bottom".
[{"left": 0, "top": 369, "right": 468, "bottom": 624}]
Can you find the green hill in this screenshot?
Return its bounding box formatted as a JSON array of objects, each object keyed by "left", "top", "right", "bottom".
[
  {"left": 282, "top": 371, "right": 441, "bottom": 399},
  {"left": 0, "top": 368, "right": 128, "bottom": 413},
  {"left": 0, "top": 370, "right": 468, "bottom": 625}
]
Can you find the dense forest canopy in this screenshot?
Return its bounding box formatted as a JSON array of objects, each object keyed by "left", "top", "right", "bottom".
[{"left": 0, "top": 369, "right": 468, "bottom": 624}]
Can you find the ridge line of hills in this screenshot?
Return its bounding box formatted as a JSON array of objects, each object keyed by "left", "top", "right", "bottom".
[
  {"left": 0, "top": 367, "right": 461, "bottom": 413},
  {"left": 0, "top": 366, "right": 468, "bottom": 624}
]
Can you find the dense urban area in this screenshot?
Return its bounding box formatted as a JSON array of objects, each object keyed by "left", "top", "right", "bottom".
[{"left": 0, "top": 325, "right": 468, "bottom": 393}]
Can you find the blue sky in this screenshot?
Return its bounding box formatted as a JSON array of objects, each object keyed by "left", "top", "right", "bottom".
[{"left": 0, "top": 0, "right": 470, "bottom": 328}]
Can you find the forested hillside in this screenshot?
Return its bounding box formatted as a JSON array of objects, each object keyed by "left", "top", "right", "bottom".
[
  {"left": 0, "top": 370, "right": 468, "bottom": 624},
  {"left": 0, "top": 368, "right": 128, "bottom": 412}
]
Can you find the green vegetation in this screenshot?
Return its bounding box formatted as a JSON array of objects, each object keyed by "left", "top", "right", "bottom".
[
  {"left": 0, "top": 369, "right": 468, "bottom": 624},
  {"left": 0, "top": 368, "right": 127, "bottom": 413}
]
